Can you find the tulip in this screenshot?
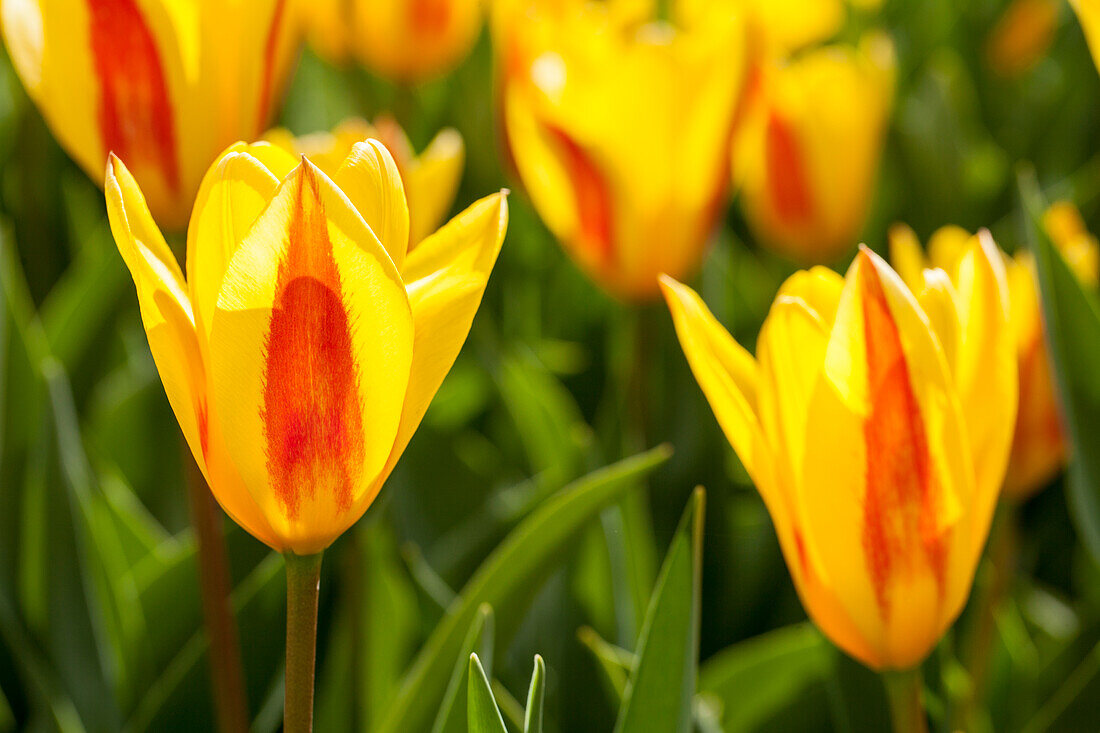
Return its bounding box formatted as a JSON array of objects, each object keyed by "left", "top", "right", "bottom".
[
  {"left": 733, "top": 33, "right": 896, "bottom": 264},
  {"left": 738, "top": 0, "right": 882, "bottom": 55},
  {"left": 661, "top": 236, "right": 1016, "bottom": 678},
  {"left": 1071, "top": 0, "right": 1100, "bottom": 73},
  {"left": 1, "top": 0, "right": 300, "bottom": 229},
  {"left": 495, "top": 0, "right": 747, "bottom": 300},
  {"left": 106, "top": 139, "right": 506, "bottom": 729},
  {"left": 264, "top": 117, "right": 465, "bottom": 248},
  {"left": 984, "top": 0, "right": 1060, "bottom": 78},
  {"left": 299, "top": 0, "right": 482, "bottom": 82},
  {"left": 890, "top": 208, "right": 1098, "bottom": 498}
]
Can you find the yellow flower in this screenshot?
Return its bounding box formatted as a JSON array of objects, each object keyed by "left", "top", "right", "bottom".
[
  {"left": 984, "top": 0, "right": 1060, "bottom": 78},
  {"left": 890, "top": 207, "right": 1098, "bottom": 499},
  {"left": 1, "top": 0, "right": 300, "bottom": 229},
  {"left": 299, "top": 0, "right": 482, "bottom": 82},
  {"left": 737, "top": 0, "right": 882, "bottom": 55},
  {"left": 661, "top": 236, "right": 1017, "bottom": 670},
  {"left": 734, "top": 33, "right": 895, "bottom": 264},
  {"left": 495, "top": 0, "right": 748, "bottom": 300},
  {"left": 1071, "top": 0, "right": 1100, "bottom": 74},
  {"left": 264, "top": 117, "right": 465, "bottom": 248},
  {"left": 104, "top": 141, "right": 507, "bottom": 554}
]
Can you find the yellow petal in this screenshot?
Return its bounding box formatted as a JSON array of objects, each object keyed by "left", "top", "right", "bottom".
[
  {"left": 917, "top": 268, "right": 961, "bottom": 372},
  {"left": 804, "top": 249, "right": 971, "bottom": 670},
  {"left": 1071, "top": 0, "right": 1100, "bottom": 74},
  {"left": 333, "top": 140, "right": 410, "bottom": 271},
  {"left": 186, "top": 143, "right": 297, "bottom": 344},
  {"left": 208, "top": 161, "right": 414, "bottom": 554},
  {"left": 371, "top": 192, "right": 509, "bottom": 491},
  {"left": 659, "top": 275, "right": 777, "bottom": 497},
  {"left": 406, "top": 128, "right": 465, "bottom": 247},
  {"left": 951, "top": 231, "right": 1016, "bottom": 563},
  {"left": 888, "top": 222, "right": 928, "bottom": 293}
]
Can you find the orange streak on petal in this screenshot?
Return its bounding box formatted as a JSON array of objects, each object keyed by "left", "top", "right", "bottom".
[
  {"left": 262, "top": 167, "right": 365, "bottom": 521},
  {"left": 546, "top": 126, "right": 615, "bottom": 268},
  {"left": 89, "top": 0, "right": 179, "bottom": 192},
  {"left": 860, "top": 263, "right": 946, "bottom": 620},
  {"left": 765, "top": 111, "right": 813, "bottom": 225}
]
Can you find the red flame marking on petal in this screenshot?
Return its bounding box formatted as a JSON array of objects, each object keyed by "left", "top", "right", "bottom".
[
  {"left": 765, "top": 111, "right": 813, "bottom": 225},
  {"left": 262, "top": 166, "right": 364, "bottom": 521}
]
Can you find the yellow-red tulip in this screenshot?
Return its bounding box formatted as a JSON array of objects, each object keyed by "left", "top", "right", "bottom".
[
  {"left": 264, "top": 117, "right": 465, "bottom": 248},
  {"left": 299, "top": 0, "right": 482, "bottom": 82},
  {"left": 1071, "top": 0, "right": 1100, "bottom": 73},
  {"left": 984, "top": 0, "right": 1060, "bottom": 78},
  {"left": 662, "top": 236, "right": 1017, "bottom": 670},
  {"left": 495, "top": 0, "right": 748, "bottom": 300},
  {"left": 734, "top": 33, "right": 895, "bottom": 264},
  {"left": 890, "top": 208, "right": 1098, "bottom": 499},
  {"left": 1, "top": 0, "right": 300, "bottom": 228},
  {"left": 104, "top": 141, "right": 507, "bottom": 554}
]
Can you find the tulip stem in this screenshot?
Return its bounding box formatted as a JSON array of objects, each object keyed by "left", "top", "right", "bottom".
[
  {"left": 883, "top": 669, "right": 929, "bottom": 733},
  {"left": 185, "top": 457, "right": 249, "bottom": 733},
  {"left": 284, "top": 551, "right": 324, "bottom": 733}
]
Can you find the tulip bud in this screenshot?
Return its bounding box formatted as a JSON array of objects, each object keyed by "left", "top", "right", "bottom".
[
  {"left": 1, "top": 0, "right": 300, "bottom": 228},
  {"left": 985, "top": 0, "right": 1060, "bottom": 78},
  {"left": 662, "top": 235, "right": 1016, "bottom": 670},
  {"left": 495, "top": 0, "right": 748, "bottom": 300},
  {"left": 105, "top": 140, "right": 507, "bottom": 553},
  {"left": 734, "top": 32, "right": 896, "bottom": 264}
]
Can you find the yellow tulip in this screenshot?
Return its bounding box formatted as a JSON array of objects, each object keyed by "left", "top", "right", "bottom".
[
  {"left": 104, "top": 141, "right": 507, "bottom": 554},
  {"left": 1, "top": 0, "right": 300, "bottom": 229},
  {"left": 264, "top": 117, "right": 465, "bottom": 248},
  {"left": 299, "top": 0, "right": 482, "bottom": 82},
  {"left": 984, "top": 0, "right": 1060, "bottom": 78},
  {"left": 1071, "top": 0, "right": 1100, "bottom": 73},
  {"left": 890, "top": 208, "right": 1098, "bottom": 499},
  {"left": 734, "top": 33, "right": 896, "bottom": 264},
  {"left": 661, "top": 236, "right": 1017, "bottom": 670},
  {"left": 736, "top": 0, "right": 882, "bottom": 55},
  {"left": 495, "top": 0, "right": 748, "bottom": 300}
]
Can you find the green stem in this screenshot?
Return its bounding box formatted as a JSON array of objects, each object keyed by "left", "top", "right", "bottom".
[
  {"left": 882, "top": 668, "right": 929, "bottom": 733},
  {"left": 184, "top": 449, "right": 249, "bottom": 733},
  {"left": 284, "top": 552, "right": 324, "bottom": 733}
]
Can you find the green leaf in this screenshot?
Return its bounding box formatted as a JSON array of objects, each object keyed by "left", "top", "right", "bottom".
[
  {"left": 467, "top": 654, "right": 507, "bottom": 733},
  {"left": 523, "top": 655, "right": 545, "bottom": 733},
  {"left": 697, "top": 623, "right": 834, "bottom": 732},
  {"left": 377, "top": 445, "right": 672, "bottom": 733},
  {"left": 614, "top": 487, "right": 705, "bottom": 733},
  {"left": 431, "top": 605, "right": 495, "bottom": 733},
  {"left": 1021, "top": 170, "right": 1100, "bottom": 563},
  {"left": 577, "top": 626, "right": 633, "bottom": 703}
]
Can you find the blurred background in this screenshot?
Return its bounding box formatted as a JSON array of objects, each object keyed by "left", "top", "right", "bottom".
[{"left": 2, "top": 0, "right": 1100, "bottom": 730}]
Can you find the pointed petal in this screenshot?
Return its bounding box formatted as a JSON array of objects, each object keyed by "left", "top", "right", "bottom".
[
  {"left": 333, "top": 139, "right": 410, "bottom": 271},
  {"left": 406, "top": 127, "right": 465, "bottom": 246},
  {"left": 209, "top": 161, "right": 414, "bottom": 553},
  {"left": 362, "top": 192, "right": 508, "bottom": 504}
]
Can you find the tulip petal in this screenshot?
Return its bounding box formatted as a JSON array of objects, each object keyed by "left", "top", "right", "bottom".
[
  {"left": 888, "top": 222, "right": 928, "bottom": 293},
  {"left": 369, "top": 192, "right": 509, "bottom": 492},
  {"left": 186, "top": 144, "right": 297, "bottom": 343},
  {"left": 917, "top": 268, "right": 961, "bottom": 371},
  {"left": 802, "top": 248, "right": 972, "bottom": 669},
  {"left": 333, "top": 140, "right": 410, "bottom": 270},
  {"left": 952, "top": 231, "right": 1017, "bottom": 563},
  {"left": 209, "top": 160, "right": 413, "bottom": 553},
  {"left": 406, "top": 127, "right": 465, "bottom": 246},
  {"left": 659, "top": 275, "right": 780, "bottom": 499}
]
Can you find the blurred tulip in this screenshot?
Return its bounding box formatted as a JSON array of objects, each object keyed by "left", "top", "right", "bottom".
[
  {"left": 1, "top": 0, "right": 300, "bottom": 229},
  {"left": 736, "top": 0, "right": 882, "bottom": 55},
  {"left": 264, "top": 117, "right": 465, "bottom": 247},
  {"left": 495, "top": 0, "right": 747, "bottom": 300},
  {"left": 985, "top": 0, "right": 1060, "bottom": 78},
  {"left": 890, "top": 207, "right": 1098, "bottom": 499},
  {"left": 299, "top": 0, "right": 482, "bottom": 82},
  {"left": 734, "top": 33, "right": 895, "bottom": 264},
  {"left": 662, "top": 235, "right": 1017, "bottom": 670},
  {"left": 104, "top": 141, "right": 507, "bottom": 554},
  {"left": 1071, "top": 0, "right": 1100, "bottom": 73}
]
